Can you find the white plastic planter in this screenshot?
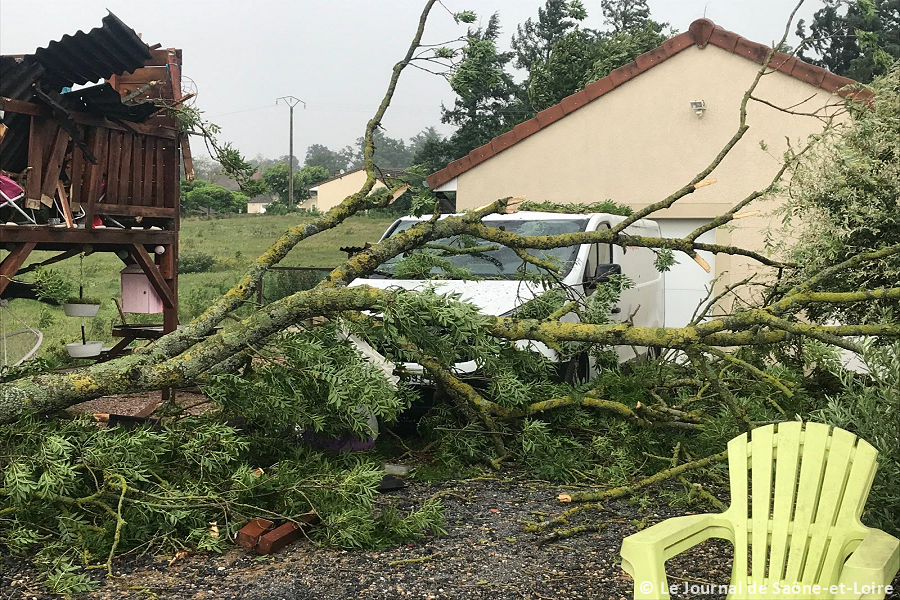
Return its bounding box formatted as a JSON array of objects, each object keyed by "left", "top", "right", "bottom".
[
  {"left": 63, "top": 303, "right": 100, "bottom": 318},
  {"left": 65, "top": 341, "right": 103, "bottom": 358}
]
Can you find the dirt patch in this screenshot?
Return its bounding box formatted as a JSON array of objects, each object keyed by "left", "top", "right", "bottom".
[
  {"left": 67, "top": 390, "right": 212, "bottom": 418},
  {"left": 5, "top": 474, "right": 897, "bottom": 600}
]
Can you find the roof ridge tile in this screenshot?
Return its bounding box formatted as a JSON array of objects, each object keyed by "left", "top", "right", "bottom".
[
  {"left": 709, "top": 27, "right": 741, "bottom": 53},
  {"left": 689, "top": 18, "right": 716, "bottom": 47}
]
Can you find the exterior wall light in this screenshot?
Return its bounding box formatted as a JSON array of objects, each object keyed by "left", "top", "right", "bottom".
[{"left": 690, "top": 100, "right": 707, "bottom": 117}]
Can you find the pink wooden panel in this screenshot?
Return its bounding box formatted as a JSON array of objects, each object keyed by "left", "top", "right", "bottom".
[{"left": 121, "top": 268, "right": 164, "bottom": 314}]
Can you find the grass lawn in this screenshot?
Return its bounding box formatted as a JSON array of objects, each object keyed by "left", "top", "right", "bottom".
[{"left": 1, "top": 213, "right": 396, "bottom": 363}]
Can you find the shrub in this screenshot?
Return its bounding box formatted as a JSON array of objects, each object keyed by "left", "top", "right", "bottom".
[
  {"left": 179, "top": 279, "right": 232, "bottom": 320},
  {"left": 32, "top": 268, "right": 74, "bottom": 304},
  {"left": 816, "top": 342, "right": 900, "bottom": 537},
  {"left": 261, "top": 269, "right": 328, "bottom": 304},
  {"left": 178, "top": 251, "right": 217, "bottom": 274}
]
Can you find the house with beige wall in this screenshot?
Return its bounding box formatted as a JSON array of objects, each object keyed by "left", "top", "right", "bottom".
[
  {"left": 246, "top": 197, "right": 271, "bottom": 214},
  {"left": 426, "top": 19, "right": 862, "bottom": 327},
  {"left": 305, "top": 168, "right": 401, "bottom": 212}
]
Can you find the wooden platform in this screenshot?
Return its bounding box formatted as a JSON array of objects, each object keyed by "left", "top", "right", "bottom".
[{"left": 0, "top": 224, "right": 176, "bottom": 249}]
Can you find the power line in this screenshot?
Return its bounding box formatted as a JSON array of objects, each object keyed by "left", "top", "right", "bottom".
[{"left": 209, "top": 104, "right": 279, "bottom": 118}]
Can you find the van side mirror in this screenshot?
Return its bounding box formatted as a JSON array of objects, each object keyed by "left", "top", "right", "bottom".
[
  {"left": 594, "top": 263, "right": 621, "bottom": 281},
  {"left": 585, "top": 263, "right": 621, "bottom": 289}
]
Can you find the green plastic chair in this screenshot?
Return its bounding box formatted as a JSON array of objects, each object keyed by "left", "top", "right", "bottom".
[{"left": 620, "top": 422, "right": 900, "bottom": 599}]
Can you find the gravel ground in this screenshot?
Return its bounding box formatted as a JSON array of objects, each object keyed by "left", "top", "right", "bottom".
[
  {"left": 68, "top": 390, "right": 211, "bottom": 417},
  {"left": 4, "top": 474, "right": 898, "bottom": 600}
]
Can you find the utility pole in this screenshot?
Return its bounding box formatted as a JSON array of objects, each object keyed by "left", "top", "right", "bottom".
[{"left": 276, "top": 96, "right": 306, "bottom": 207}]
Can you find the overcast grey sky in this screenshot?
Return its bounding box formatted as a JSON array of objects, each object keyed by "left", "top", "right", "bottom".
[{"left": 0, "top": 1, "right": 823, "bottom": 162}]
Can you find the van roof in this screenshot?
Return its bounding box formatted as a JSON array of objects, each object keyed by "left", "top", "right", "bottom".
[
  {"left": 396, "top": 211, "right": 658, "bottom": 228},
  {"left": 400, "top": 211, "right": 599, "bottom": 222}
]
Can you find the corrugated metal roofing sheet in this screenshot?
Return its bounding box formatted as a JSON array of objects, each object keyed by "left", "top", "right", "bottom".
[
  {"left": 0, "top": 56, "right": 46, "bottom": 172},
  {"left": 60, "top": 83, "right": 160, "bottom": 123},
  {"left": 0, "top": 55, "right": 44, "bottom": 99},
  {"left": 25, "top": 11, "right": 152, "bottom": 91}
]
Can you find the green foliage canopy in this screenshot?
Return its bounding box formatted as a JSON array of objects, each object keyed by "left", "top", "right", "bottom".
[
  {"left": 440, "top": 14, "right": 525, "bottom": 159},
  {"left": 796, "top": 0, "right": 900, "bottom": 83},
  {"left": 510, "top": 0, "right": 587, "bottom": 72},
  {"left": 261, "top": 163, "right": 330, "bottom": 212},
  {"left": 781, "top": 63, "right": 900, "bottom": 323},
  {"left": 528, "top": 5, "right": 668, "bottom": 111},
  {"left": 180, "top": 179, "right": 249, "bottom": 215},
  {"left": 304, "top": 143, "right": 355, "bottom": 175}
]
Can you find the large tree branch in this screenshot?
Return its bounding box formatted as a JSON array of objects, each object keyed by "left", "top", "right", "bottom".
[{"left": 456, "top": 224, "right": 793, "bottom": 269}]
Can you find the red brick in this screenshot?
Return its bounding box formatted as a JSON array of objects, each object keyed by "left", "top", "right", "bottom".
[
  {"left": 583, "top": 76, "right": 617, "bottom": 101},
  {"left": 688, "top": 18, "right": 716, "bottom": 47},
  {"left": 560, "top": 89, "right": 589, "bottom": 114},
  {"left": 256, "top": 522, "right": 302, "bottom": 555},
  {"left": 708, "top": 27, "right": 740, "bottom": 53},
  {"left": 845, "top": 87, "right": 874, "bottom": 104},
  {"left": 534, "top": 104, "right": 565, "bottom": 127},
  {"left": 236, "top": 518, "right": 274, "bottom": 549},
  {"left": 426, "top": 171, "right": 450, "bottom": 189},
  {"left": 491, "top": 130, "right": 518, "bottom": 154},
  {"left": 734, "top": 37, "right": 770, "bottom": 64},
  {"left": 452, "top": 156, "right": 472, "bottom": 175},
  {"left": 444, "top": 158, "right": 464, "bottom": 178}
]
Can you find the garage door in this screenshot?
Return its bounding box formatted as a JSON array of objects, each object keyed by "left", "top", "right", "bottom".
[{"left": 658, "top": 219, "right": 716, "bottom": 328}]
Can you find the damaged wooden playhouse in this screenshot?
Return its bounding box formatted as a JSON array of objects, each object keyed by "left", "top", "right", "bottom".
[{"left": 0, "top": 13, "right": 190, "bottom": 362}]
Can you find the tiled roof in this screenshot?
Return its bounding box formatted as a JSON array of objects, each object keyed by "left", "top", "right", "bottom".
[
  {"left": 314, "top": 166, "right": 407, "bottom": 187},
  {"left": 426, "top": 18, "right": 865, "bottom": 190}
]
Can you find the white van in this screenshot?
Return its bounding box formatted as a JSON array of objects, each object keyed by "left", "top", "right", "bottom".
[{"left": 348, "top": 211, "right": 664, "bottom": 381}]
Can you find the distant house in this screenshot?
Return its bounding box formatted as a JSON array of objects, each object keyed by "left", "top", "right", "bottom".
[
  {"left": 425, "top": 19, "right": 862, "bottom": 327},
  {"left": 305, "top": 167, "right": 404, "bottom": 212},
  {"left": 245, "top": 172, "right": 271, "bottom": 213},
  {"left": 246, "top": 197, "right": 271, "bottom": 214}
]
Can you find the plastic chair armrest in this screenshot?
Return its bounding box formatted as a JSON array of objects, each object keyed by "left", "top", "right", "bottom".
[
  {"left": 621, "top": 513, "right": 731, "bottom": 599},
  {"left": 835, "top": 528, "right": 900, "bottom": 600}
]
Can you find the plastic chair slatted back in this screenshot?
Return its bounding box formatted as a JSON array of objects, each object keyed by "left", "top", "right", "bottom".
[{"left": 726, "top": 422, "right": 880, "bottom": 588}]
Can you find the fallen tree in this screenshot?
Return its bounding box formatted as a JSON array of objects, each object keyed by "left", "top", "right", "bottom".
[{"left": 2, "top": 0, "right": 892, "bottom": 423}]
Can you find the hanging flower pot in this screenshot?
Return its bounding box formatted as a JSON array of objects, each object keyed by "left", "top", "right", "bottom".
[
  {"left": 61, "top": 253, "right": 102, "bottom": 317},
  {"left": 62, "top": 300, "right": 101, "bottom": 318},
  {"left": 65, "top": 341, "right": 103, "bottom": 358}
]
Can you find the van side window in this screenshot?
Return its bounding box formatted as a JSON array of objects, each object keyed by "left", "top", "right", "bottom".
[
  {"left": 598, "top": 238, "right": 612, "bottom": 265},
  {"left": 583, "top": 224, "right": 612, "bottom": 294}
]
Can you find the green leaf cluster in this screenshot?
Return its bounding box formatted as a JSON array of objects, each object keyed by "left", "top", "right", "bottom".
[
  {"left": 781, "top": 64, "right": 900, "bottom": 323},
  {"left": 180, "top": 179, "right": 249, "bottom": 215}
]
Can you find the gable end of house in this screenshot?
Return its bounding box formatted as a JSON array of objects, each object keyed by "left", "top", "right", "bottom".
[{"left": 425, "top": 18, "right": 865, "bottom": 190}]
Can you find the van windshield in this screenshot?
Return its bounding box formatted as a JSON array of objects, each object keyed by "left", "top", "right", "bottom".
[{"left": 374, "top": 218, "right": 589, "bottom": 279}]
